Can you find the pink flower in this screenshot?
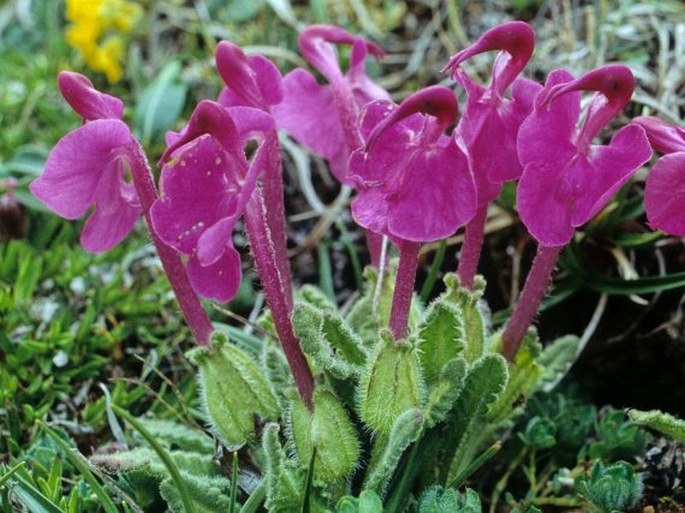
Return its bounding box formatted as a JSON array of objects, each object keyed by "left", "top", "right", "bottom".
[
  {"left": 516, "top": 65, "right": 652, "bottom": 246},
  {"left": 349, "top": 86, "right": 477, "bottom": 242},
  {"left": 633, "top": 116, "right": 685, "bottom": 235},
  {"left": 151, "top": 101, "right": 267, "bottom": 302},
  {"left": 30, "top": 71, "right": 141, "bottom": 253},
  {"left": 443, "top": 21, "right": 541, "bottom": 206},
  {"left": 272, "top": 25, "right": 390, "bottom": 184}
]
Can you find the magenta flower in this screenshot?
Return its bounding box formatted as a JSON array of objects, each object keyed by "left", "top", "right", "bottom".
[
  {"left": 349, "top": 86, "right": 477, "bottom": 339},
  {"left": 444, "top": 21, "right": 541, "bottom": 206},
  {"left": 151, "top": 101, "right": 264, "bottom": 302},
  {"left": 349, "top": 86, "right": 477, "bottom": 243},
  {"left": 30, "top": 71, "right": 141, "bottom": 253},
  {"left": 633, "top": 116, "right": 685, "bottom": 236},
  {"left": 272, "top": 25, "right": 390, "bottom": 184},
  {"left": 517, "top": 65, "right": 652, "bottom": 247},
  {"left": 501, "top": 65, "right": 652, "bottom": 360}
]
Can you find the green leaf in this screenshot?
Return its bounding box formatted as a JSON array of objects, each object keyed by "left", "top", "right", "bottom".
[
  {"left": 358, "top": 333, "right": 425, "bottom": 435},
  {"left": 417, "top": 299, "right": 466, "bottom": 387},
  {"left": 627, "top": 409, "right": 685, "bottom": 442},
  {"left": 133, "top": 62, "right": 187, "bottom": 144},
  {"left": 445, "top": 355, "right": 508, "bottom": 483},
  {"left": 0, "top": 462, "right": 25, "bottom": 487},
  {"left": 293, "top": 303, "right": 367, "bottom": 380},
  {"left": 38, "top": 422, "right": 118, "bottom": 513},
  {"left": 537, "top": 335, "right": 579, "bottom": 391},
  {"left": 584, "top": 271, "right": 685, "bottom": 295},
  {"left": 363, "top": 408, "right": 424, "bottom": 494},
  {"left": 441, "top": 274, "right": 486, "bottom": 362},
  {"left": 112, "top": 405, "right": 195, "bottom": 513},
  {"left": 289, "top": 389, "right": 360, "bottom": 481},
  {"left": 160, "top": 473, "right": 232, "bottom": 513},
  {"left": 6, "top": 473, "right": 65, "bottom": 513},
  {"left": 262, "top": 423, "right": 301, "bottom": 511},
  {"left": 576, "top": 460, "right": 642, "bottom": 512},
  {"left": 423, "top": 358, "right": 468, "bottom": 429},
  {"left": 187, "top": 333, "right": 279, "bottom": 449}
]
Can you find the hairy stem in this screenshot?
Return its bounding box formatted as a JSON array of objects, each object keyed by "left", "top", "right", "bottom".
[
  {"left": 243, "top": 191, "right": 315, "bottom": 409},
  {"left": 457, "top": 205, "right": 488, "bottom": 290},
  {"left": 129, "top": 141, "right": 213, "bottom": 345},
  {"left": 389, "top": 240, "right": 421, "bottom": 340},
  {"left": 501, "top": 243, "right": 563, "bottom": 360},
  {"left": 261, "top": 132, "right": 293, "bottom": 311}
]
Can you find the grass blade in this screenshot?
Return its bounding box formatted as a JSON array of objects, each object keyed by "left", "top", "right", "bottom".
[
  {"left": 111, "top": 404, "right": 195, "bottom": 513},
  {"left": 38, "top": 421, "right": 118, "bottom": 513}
]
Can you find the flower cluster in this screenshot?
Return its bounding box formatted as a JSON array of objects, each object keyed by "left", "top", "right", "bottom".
[
  {"left": 65, "top": 0, "right": 142, "bottom": 83},
  {"left": 33, "top": 21, "right": 681, "bottom": 406}
]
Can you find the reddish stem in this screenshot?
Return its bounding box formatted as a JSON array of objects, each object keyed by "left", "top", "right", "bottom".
[
  {"left": 389, "top": 240, "right": 421, "bottom": 340},
  {"left": 261, "top": 132, "right": 293, "bottom": 311},
  {"left": 501, "top": 243, "right": 563, "bottom": 360},
  {"left": 243, "top": 191, "right": 315, "bottom": 409},
  {"left": 457, "top": 205, "right": 488, "bottom": 290},
  {"left": 129, "top": 141, "right": 214, "bottom": 345},
  {"left": 365, "top": 229, "right": 384, "bottom": 268}
]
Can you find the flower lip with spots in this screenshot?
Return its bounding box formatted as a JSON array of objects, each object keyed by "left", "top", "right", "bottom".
[
  {"left": 30, "top": 71, "right": 141, "bottom": 253},
  {"left": 151, "top": 100, "right": 266, "bottom": 302},
  {"left": 516, "top": 64, "right": 653, "bottom": 247}
]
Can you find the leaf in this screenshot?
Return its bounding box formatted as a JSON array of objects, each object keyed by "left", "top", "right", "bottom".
[
  {"left": 584, "top": 271, "right": 685, "bottom": 295},
  {"left": 133, "top": 62, "right": 187, "bottom": 145},
  {"left": 441, "top": 274, "right": 486, "bottom": 362},
  {"left": 160, "top": 473, "right": 232, "bottom": 513},
  {"left": 444, "top": 355, "right": 508, "bottom": 483},
  {"left": 112, "top": 404, "right": 195, "bottom": 513},
  {"left": 417, "top": 300, "right": 466, "bottom": 387},
  {"left": 262, "top": 423, "right": 301, "bottom": 511},
  {"left": 358, "top": 333, "right": 425, "bottom": 435},
  {"left": 423, "top": 358, "right": 468, "bottom": 429},
  {"left": 38, "top": 421, "right": 118, "bottom": 513},
  {"left": 187, "top": 333, "right": 279, "bottom": 449},
  {"left": 6, "top": 472, "right": 65, "bottom": 513},
  {"left": 363, "top": 409, "right": 424, "bottom": 495},
  {"left": 289, "top": 389, "right": 360, "bottom": 481},
  {"left": 627, "top": 409, "right": 685, "bottom": 442},
  {"left": 537, "top": 335, "right": 579, "bottom": 392}
]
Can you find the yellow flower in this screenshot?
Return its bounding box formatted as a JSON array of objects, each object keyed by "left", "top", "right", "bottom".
[{"left": 64, "top": 0, "right": 142, "bottom": 83}]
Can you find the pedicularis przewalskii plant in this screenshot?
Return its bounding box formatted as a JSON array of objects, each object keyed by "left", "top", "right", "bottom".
[{"left": 30, "top": 21, "right": 685, "bottom": 512}]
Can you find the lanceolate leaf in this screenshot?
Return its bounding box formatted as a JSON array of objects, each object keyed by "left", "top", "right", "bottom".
[
  {"left": 134, "top": 61, "right": 187, "bottom": 144},
  {"left": 417, "top": 300, "right": 466, "bottom": 387},
  {"left": 628, "top": 409, "right": 685, "bottom": 442},
  {"left": 444, "top": 355, "right": 508, "bottom": 482}
]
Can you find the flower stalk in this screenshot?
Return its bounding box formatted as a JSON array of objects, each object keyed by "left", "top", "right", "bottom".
[
  {"left": 389, "top": 240, "right": 421, "bottom": 340},
  {"left": 501, "top": 243, "right": 562, "bottom": 360},
  {"left": 457, "top": 205, "right": 488, "bottom": 290},
  {"left": 127, "top": 141, "right": 215, "bottom": 345}
]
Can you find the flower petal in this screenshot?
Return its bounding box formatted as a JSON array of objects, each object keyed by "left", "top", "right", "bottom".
[
  {"left": 80, "top": 161, "right": 140, "bottom": 253},
  {"left": 30, "top": 119, "right": 133, "bottom": 219},
  {"left": 633, "top": 116, "right": 685, "bottom": 155},
  {"left": 273, "top": 68, "right": 345, "bottom": 167},
  {"left": 388, "top": 139, "right": 477, "bottom": 242},
  {"left": 196, "top": 215, "right": 239, "bottom": 267},
  {"left": 645, "top": 152, "right": 685, "bottom": 235},
  {"left": 517, "top": 159, "right": 574, "bottom": 246},
  {"left": 58, "top": 71, "right": 124, "bottom": 120},
  {"left": 350, "top": 183, "right": 390, "bottom": 236},
  {"left": 569, "top": 123, "right": 652, "bottom": 227},
  {"left": 187, "top": 246, "right": 242, "bottom": 302},
  {"left": 517, "top": 69, "right": 579, "bottom": 168},
  {"left": 151, "top": 135, "right": 240, "bottom": 254}
]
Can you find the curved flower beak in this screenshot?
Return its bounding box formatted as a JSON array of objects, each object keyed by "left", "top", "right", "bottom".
[
  {"left": 542, "top": 64, "right": 635, "bottom": 150},
  {"left": 298, "top": 24, "right": 385, "bottom": 82},
  {"left": 58, "top": 71, "right": 124, "bottom": 121},
  {"left": 158, "top": 100, "right": 241, "bottom": 166},
  {"left": 366, "top": 85, "right": 458, "bottom": 151},
  {"left": 442, "top": 21, "right": 535, "bottom": 95}
]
